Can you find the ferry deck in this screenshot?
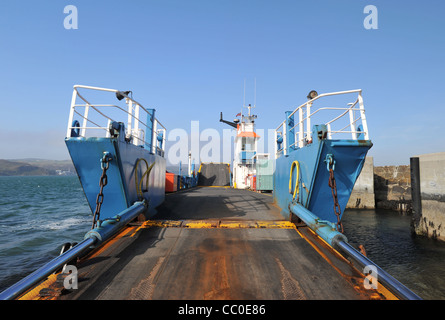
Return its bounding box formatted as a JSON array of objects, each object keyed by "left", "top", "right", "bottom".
[{"left": 23, "top": 187, "right": 395, "bottom": 300}]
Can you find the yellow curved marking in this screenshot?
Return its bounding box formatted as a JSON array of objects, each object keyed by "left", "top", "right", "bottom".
[
  {"left": 289, "top": 161, "right": 300, "bottom": 200},
  {"left": 135, "top": 158, "right": 155, "bottom": 199}
]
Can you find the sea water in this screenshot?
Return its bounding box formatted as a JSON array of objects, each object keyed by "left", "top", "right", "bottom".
[
  {"left": 0, "top": 176, "right": 91, "bottom": 292},
  {"left": 343, "top": 209, "right": 445, "bottom": 300},
  {"left": 1, "top": 176, "right": 445, "bottom": 299}
]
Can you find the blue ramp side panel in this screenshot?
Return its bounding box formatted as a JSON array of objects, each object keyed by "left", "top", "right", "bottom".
[
  {"left": 273, "top": 134, "right": 372, "bottom": 224},
  {"left": 274, "top": 141, "right": 322, "bottom": 219},
  {"left": 116, "top": 139, "right": 166, "bottom": 216},
  {"left": 65, "top": 137, "right": 128, "bottom": 220},
  {"left": 308, "top": 140, "right": 371, "bottom": 222},
  {"left": 65, "top": 137, "right": 165, "bottom": 221}
]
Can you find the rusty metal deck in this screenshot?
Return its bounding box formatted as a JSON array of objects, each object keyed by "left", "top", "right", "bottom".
[{"left": 42, "top": 187, "right": 392, "bottom": 300}]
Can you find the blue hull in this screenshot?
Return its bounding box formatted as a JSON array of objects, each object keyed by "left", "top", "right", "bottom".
[
  {"left": 65, "top": 136, "right": 165, "bottom": 221},
  {"left": 274, "top": 127, "right": 372, "bottom": 225}
]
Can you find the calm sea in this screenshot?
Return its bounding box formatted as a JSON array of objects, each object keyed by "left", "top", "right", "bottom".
[
  {"left": 343, "top": 209, "right": 445, "bottom": 300},
  {"left": 1, "top": 176, "right": 445, "bottom": 299}
]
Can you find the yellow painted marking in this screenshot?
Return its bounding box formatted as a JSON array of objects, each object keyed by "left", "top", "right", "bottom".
[
  {"left": 256, "top": 220, "right": 295, "bottom": 229},
  {"left": 143, "top": 220, "right": 183, "bottom": 228},
  {"left": 183, "top": 221, "right": 216, "bottom": 228},
  {"left": 18, "top": 274, "right": 58, "bottom": 300},
  {"left": 219, "top": 221, "right": 253, "bottom": 229},
  {"left": 197, "top": 186, "right": 231, "bottom": 188},
  {"left": 135, "top": 219, "right": 296, "bottom": 230},
  {"left": 86, "top": 226, "right": 137, "bottom": 256}
]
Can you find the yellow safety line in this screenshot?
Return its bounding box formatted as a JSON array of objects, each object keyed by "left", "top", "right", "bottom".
[
  {"left": 196, "top": 186, "right": 231, "bottom": 188},
  {"left": 184, "top": 221, "right": 216, "bottom": 228},
  {"left": 84, "top": 226, "right": 137, "bottom": 256},
  {"left": 18, "top": 274, "right": 59, "bottom": 300},
  {"left": 135, "top": 219, "right": 296, "bottom": 230}
]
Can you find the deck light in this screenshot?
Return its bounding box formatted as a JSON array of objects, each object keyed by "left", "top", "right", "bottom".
[
  {"left": 307, "top": 90, "right": 318, "bottom": 100},
  {"left": 116, "top": 90, "right": 131, "bottom": 101}
]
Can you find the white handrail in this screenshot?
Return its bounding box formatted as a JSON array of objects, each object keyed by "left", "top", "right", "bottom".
[
  {"left": 286, "top": 89, "right": 362, "bottom": 119},
  {"left": 66, "top": 85, "right": 166, "bottom": 155},
  {"left": 275, "top": 90, "right": 370, "bottom": 158}
]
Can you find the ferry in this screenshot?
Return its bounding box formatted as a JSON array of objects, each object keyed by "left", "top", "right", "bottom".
[{"left": 0, "top": 85, "right": 421, "bottom": 301}]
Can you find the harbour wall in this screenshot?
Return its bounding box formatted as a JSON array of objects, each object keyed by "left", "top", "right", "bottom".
[
  {"left": 373, "top": 165, "right": 412, "bottom": 212},
  {"left": 411, "top": 152, "right": 445, "bottom": 241},
  {"left": 346, "top": 152, "right": 445, "bottom": 242},
  {"left": 346, "top": 156, "right": 375, "bottom": 209},
  {"left": 347, "top": 158, "right": 412, "bottom": 211}
]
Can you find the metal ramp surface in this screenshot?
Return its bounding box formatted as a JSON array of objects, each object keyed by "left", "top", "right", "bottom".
[
  {"left": 197, "top": 163, "right": 231, "bottom": 187},
  {"left": 29, "top": 187, "right": 394, "bottom": 301}
]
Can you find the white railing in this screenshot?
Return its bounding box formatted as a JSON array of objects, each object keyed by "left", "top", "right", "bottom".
[
  {"left": 66, "top": 85, "right": 166, "bottom": 155},
  {"left": 275, "top": 89, "right": 369, "bottom": 158}
]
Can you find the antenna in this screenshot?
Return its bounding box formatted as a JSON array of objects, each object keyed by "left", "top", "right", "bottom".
[
  {"left": 242, "top": 79, "right": 246, "bottom": 118},
  {"left": 254, "top": 78, "right": 256, "bottom": 108}
]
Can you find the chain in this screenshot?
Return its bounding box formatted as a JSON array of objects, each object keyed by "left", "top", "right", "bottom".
[
  {"left": 326, "top": 155, "right": 343, "bottom": 233},
  {"left": 92, "top": 152, "right": 112, "bottom": 229}
]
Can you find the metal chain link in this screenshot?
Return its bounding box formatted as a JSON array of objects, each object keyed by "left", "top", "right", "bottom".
[
  {"left": 328, "top": 167, "right": 343, "bottom": 233},
  {"left": 92, "top": 153, "right": 112, "bottom": 229},
  {"left": 325, "top": 154, "right": 343, "bottom": 233}
]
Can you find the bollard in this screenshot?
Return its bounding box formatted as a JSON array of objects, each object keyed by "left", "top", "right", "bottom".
[{"left": 410, "top": 157, "right": 422, "bottom": 234}]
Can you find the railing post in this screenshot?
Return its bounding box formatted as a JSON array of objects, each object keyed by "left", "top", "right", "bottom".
[
  {"left": 298, "top": 107, "right": 304, "bottom": 148},
  {"left": 358, "top": 92, "right": 369, "bottom": 140},
  {"left": 81, "top": 103, "right": 90, "bottom": 137},
  {"left": 285, "top": 111, "right": 295, "bottom": 153},
  {"left": 348, "top": 108, "right": 356, "bottom": 140},
  {"left": 133, "top": 104, "right": 140, "bottom": 145},
  {"left": 127, "top": 99, "right": 133, "bottom": 138},
  {"left": 274, "top": 129, "right": 278, "bottom": 159},
  {"left": 145, "top": 109, "right": 155, "bottom": 152},
  {"left": 162, "top": 128, "right": 166, "bottom": 154},
  {"left": 306, "top": 102, "right": 311, "bottom": 142},
  {"left": 66, "top": 89, "right": 78, "bottom": 137},
  {"left": 152, "top": 120, "right": 158, "bottom": 154},
  {"left": 327, "top": 123, "right": 332, "bottom": 139},
  {"left": 106, "top": 119, "right": 111, "bottom": 138},
  {"left": 283, "top": 127, "right": 287, "bottom": 156}
]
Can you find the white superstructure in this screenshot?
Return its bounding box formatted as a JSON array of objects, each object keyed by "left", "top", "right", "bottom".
[{"left": 232, "top": 104, "right": 260, "bottom": 189}]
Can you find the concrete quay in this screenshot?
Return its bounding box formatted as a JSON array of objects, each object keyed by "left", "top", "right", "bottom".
[
  {"left": 346, "top": 156, "right": 375, "bottom": 209},
  {"left": 411, "top": 152, "right": 445, "bottom": 241},
  {"left": 346, "top": 152, "right": 445, "bottom": 242}
]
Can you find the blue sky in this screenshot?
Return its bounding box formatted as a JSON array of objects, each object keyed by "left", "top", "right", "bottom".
[{"left": 0, "top": 0, "right": 444, "bottom": 165}]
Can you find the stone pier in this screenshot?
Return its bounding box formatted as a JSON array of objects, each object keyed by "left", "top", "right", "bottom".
[
  {"left": 346, "top": 156, "right": 375, "bottom": 209},
  {"left": 373, "top": 164, "right": 412, "bottom": 212},
  {"left": 347, "top": 157, "right": 413, "bottom": 212},
  {"left": 411, "top": 152, "right": 445, "bottom": 241},
  {"left": 345, "top": 152, "right": 445, "bottom": 242}
]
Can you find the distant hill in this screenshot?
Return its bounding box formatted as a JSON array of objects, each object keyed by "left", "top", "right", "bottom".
[
  {"left": 0, "top": 158, "right": 183, "bottom": 176},
  {"left": 0, "top": 159, "right": 75, "bottom": 176}
]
